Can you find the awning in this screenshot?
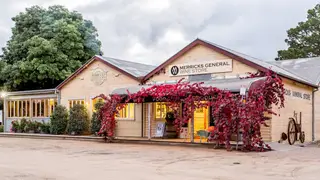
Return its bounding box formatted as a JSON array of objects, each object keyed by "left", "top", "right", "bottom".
[{"left": 111, "top": 77, "right": 267, "bottom": 95}]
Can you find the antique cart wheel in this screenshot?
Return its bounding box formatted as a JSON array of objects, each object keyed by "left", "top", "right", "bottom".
[
  {"left": 287, "top": 119, "right": 297, "bottom": 145},
  {"left": 299, "top": 131, "right": 305, "bottom": 143}
]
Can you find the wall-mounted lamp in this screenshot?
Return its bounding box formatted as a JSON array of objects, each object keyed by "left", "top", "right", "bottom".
[{"left": 0, "top": 91, "right": 7, "bottom": 98}]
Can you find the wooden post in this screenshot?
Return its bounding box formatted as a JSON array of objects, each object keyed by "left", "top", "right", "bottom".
[
  {"left": 29, "top": 99, "right": 32, "bottom": 118},
  {"left": 147, "top": 103, "right": 151, "bottom": 140},
  {"left": 190, "top": 112, "right": 194, "bottom": 143},
  {"left": 3, "top": 97, "right": 7, "bottom": 132}
]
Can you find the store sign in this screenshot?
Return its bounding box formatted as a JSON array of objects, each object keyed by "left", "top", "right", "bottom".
[
  {"left": 284, "top": 88, "right": 311, "bottom": 100},
  {"left": 91, "top": 67, "right": 107, "bottom": 86},
  {"left": 155, "top": 122, "right": 166, "bottom": 137},
  {"left": 168, "top": 59, "right": 232, "bottom": 76}
]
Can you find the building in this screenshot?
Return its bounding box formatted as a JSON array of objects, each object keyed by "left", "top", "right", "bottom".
[{"left": 3, "top": 38, "right": 320, "bottom": 143}]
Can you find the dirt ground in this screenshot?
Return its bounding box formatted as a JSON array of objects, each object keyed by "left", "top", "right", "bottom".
[{"left": 0, "top": 138, "right": 319, "bottom": 180}]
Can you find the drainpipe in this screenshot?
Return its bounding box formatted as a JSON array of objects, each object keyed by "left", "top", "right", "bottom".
[
  {"left": 312, "top": 88, "right": 318, "bottom": 142},
  {"left": 55, "top": 89, "right": 61, "bottom": 105}
]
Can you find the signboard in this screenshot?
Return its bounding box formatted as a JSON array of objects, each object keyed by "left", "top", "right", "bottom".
[
  {"left": 169, "top": 59, "right": 232, "bottom": 76},
  {"left": 155, "top": 122, "right": 166, "bottom": 137},
  {"left": 240, "top": 86, "right": 246, "bottom": 96},
  {"left": 284, "top": 88, "right": 311, "bottom": 100}
]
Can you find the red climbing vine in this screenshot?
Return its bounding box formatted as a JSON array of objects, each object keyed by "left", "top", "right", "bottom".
[{"left": 95, "top": 70, "right": 285, "bottom": 151}]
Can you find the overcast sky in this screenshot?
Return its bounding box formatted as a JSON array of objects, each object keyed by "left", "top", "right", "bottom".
[{"left": 0, "top": 0, "right": 319, "bottom": 65}]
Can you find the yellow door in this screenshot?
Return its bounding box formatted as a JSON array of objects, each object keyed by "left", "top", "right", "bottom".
[{"left": 193, "top": 106, "right": 208, "bottom": 138}]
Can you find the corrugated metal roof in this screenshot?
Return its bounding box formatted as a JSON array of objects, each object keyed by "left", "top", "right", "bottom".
[
  {"left": 111, "top": 77, "right": 266, "bottom": 95},
  {"left": 270, "top": 57, "right": 320, "bottom": 85},
  {"left": 96, "top": 55, "right": 156, "bottom": 78},
  {"left": 6, "top": 88, "right": 56, "bottom": 96},
  {"left": 200, "top": 39, "right": 317, "bottom": 87}
]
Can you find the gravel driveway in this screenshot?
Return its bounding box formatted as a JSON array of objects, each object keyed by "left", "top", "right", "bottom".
[{"left": 0, "top": 138, "right": 319, "bottom": 180}]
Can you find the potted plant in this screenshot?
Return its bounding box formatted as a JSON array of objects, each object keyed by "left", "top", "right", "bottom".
[
  {"left": 165, "top": 112, "right": 175, "bottom": 125},
  {"left": 34, "top": 121, "right": 42, "bottom": 133},
  {"left": 25, "top": 120, "right": 36, "bottom": 133},
  {"left": 11, "top": 120, "right": 20, "bottom": 133},
  {"left": 20, "top": 118, "right": 28, "bottom": 133}
]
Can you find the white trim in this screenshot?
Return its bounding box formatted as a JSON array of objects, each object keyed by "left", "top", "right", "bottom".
[
  {"left": 7, "top": 94, "right": 58, "bottom": 100},
  {"left": 116, "top": 118, "right": 135, "bottom": 121},
  {"left": 67, "top": 97, "right": 86, "bottom": 100}
]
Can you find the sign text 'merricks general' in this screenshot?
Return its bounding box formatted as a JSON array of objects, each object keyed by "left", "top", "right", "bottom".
[{"left": 169, "top": 59, "right": 233, "bottom": 76}]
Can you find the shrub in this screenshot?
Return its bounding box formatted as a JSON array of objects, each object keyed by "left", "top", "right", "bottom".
[
  {"left": 40, "top": 120, "right": 51, "bottom": 134},
  {"left": 0, "top": 125, "right": 4, "bottom": 132},
  {"left": 68, "top": 104, "right": 89, "bottom": 135},
  {"left": 20, "top": 118, "right": 28, "bottom": 132},
  {"left": 50, "top": 105, "right": 68, "bottom": 134},
  {"left": 91, "top": 99, "right": 104, "bottom": 134}
]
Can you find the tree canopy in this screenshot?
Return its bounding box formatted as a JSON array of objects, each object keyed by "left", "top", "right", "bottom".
[
  {"left": 0, "top": 5, "right": 102, "bottom": 91},
  {"left": 276, "top": 4, "right": 320, "bottom": 60}
]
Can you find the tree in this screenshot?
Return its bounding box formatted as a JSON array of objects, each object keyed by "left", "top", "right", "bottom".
[
  {"left": 0, "top": 5, "right": 102, "bottom": 90},
  {"left": 276, "top": 4, "right": 320, "bottom": 60}
]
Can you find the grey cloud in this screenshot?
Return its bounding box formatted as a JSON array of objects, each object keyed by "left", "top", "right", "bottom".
[{"left": 0, "top": 0, "right": 319, "bottom": 64}]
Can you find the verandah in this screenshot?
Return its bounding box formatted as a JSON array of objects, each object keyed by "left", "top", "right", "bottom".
[{"left": 95, "top": 71, "right": 285, "bottom": 151}]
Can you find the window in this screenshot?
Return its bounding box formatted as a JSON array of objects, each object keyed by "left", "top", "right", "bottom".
[
  {"left": 7, "top": 99, "right": 56, "bottom": 118},
  {"left": 68, "top": 99, "right": 85, "bottom": 109},
  {"left": 32, "top": 99, "right": 57, "bottom": 117},
  {"left": 116, "top": 103, "right": 134, "bottom": 119},
  {"left": 155, "top": 102, "right": 168, "bottom": 119}
]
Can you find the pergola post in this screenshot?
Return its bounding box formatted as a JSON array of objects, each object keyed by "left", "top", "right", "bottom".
[
  {"left": 147, "top": 103, "right": 151, "bottom": 140},
  {"left": 190, "top": 111, "right": 194, "bottom": 143}
]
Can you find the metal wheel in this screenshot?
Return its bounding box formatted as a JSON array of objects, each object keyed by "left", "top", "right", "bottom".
[
  {"left": 299, "top": 131, "right": 305, "bottom": 143},
  {"left": 287, "top": 118, "right": 297, "bottom": 145}
]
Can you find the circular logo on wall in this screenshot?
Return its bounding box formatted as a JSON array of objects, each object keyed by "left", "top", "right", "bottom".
[
  {"left": 171, "top": 66, "right": 179, "bottom": 76},
  {"left": 91, "top": 68, "right": 107, "bottom": 86}
]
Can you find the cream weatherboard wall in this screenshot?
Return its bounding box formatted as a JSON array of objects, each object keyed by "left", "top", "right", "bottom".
[
  {"left": 59, "top": 60, "right": 143, "bottom": 137},
  {"left": 314, "top": 90, "right": 320, "bottom": 141},
  {"left": 272, "top": 78, "right": 313, "bottom": 142}
]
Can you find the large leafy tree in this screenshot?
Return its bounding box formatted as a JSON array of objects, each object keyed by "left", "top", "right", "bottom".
[
  {"left": 0, "top": 5, "right": 102, "bottom": 90},
  {"left": 276, "top": 4, "right": 320, "bottom": 60}
]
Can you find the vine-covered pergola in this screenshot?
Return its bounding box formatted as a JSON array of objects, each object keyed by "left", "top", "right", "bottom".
[{"left": 96, "top": 71, "right": 285, "bottom": 151}]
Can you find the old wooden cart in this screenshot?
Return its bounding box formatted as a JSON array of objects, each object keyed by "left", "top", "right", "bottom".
[{"left": 287, "top": 111, "right": 305, "bottom": 145}]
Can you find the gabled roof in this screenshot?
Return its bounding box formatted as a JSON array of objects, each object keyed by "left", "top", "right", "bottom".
[
  {"left": 271, "top": 57, "right": 320, "bottom": 85},
  {"left": 142, "top": 38, "right": 317, "bottom": 87},
  {"left": 96, "top": 56, "right": 156, "bottom": 78},
  {"left": 56, "top": 55, "right": 156, "bottom": 90}
]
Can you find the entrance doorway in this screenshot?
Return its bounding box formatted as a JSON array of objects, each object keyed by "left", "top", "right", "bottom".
[{"left": 193, "top": 106, "right": 209, "bottom": 138}]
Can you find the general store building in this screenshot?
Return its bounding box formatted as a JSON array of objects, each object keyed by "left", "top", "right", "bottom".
[{"left": 3, "top": 38, "right": 320, "bottom": 143}]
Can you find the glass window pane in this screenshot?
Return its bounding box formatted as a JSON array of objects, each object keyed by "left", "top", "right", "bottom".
[
  {"left": 15, "top": 101, "right": 19, "bottom": 117},
  {"left": 33, "top": 100, "right": 36, "bottom": 117},
  {"left": 37, "top": 100, "right": 41, "bottom": 117},
  {"left": 129, "top": 104, "right": 134, "bottom": 119}
]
